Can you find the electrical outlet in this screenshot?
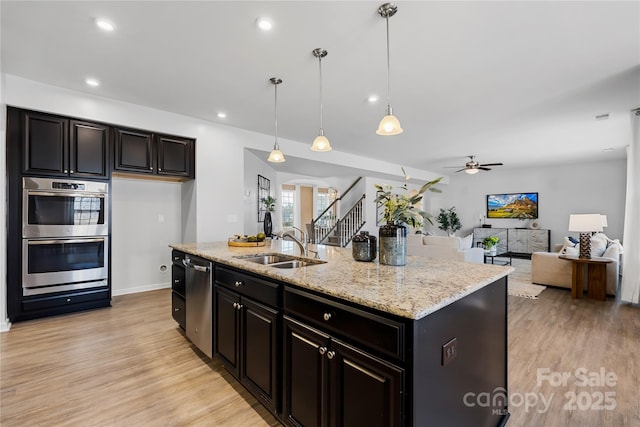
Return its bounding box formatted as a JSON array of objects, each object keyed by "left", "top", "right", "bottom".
[{"left": 442, "top": 337, "right": 457, "bottom": 366}]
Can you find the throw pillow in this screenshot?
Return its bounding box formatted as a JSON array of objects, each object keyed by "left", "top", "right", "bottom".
[
  {"left": 563, "top": 245, "right": 579, "bottom": 256},
  {"left": 559, "top": 236, "right": 578, "bottom": 254},
  {"left": 590, "top": 233, "right": 608, "bottom": 257},
  {"left": 460, "top": 234, "right": 473, "bottom": 250},
  {"left": 568, "top": 236, "right": 579, "bottom": 245}
]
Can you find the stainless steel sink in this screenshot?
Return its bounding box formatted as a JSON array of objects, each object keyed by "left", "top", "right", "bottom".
[
  {"left": 270, "top": 259, "right": 326, "bottom": 269},
  {"left": 234, "top": 253, "right": 326, "bottom": 268}
]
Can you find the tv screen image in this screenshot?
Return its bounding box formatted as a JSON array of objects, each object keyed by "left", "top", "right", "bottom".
[{"left": 487, "top": 192, "right": 538, "bottom": 219}]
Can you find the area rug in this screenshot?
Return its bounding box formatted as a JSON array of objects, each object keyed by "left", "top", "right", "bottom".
[{"left": 507, "top": 258, "right": 547, "bottom": 299}]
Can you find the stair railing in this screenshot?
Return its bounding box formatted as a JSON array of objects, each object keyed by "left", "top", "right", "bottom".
[
  {"left": 335, "top": 194, "right": 366, "bottom": 247},
  {"left": 310, "top": 177, "right": 362, "bottom": 244}
]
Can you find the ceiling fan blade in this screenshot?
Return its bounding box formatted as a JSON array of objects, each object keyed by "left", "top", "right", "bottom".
[
  {"left": 444, "top": 166, "right": 465, "bottom": 169},
  {"left": 479, "top": 162, "right": 503, "bottom": 167},
  {"left": 454, "top": 168, "right": 466, "bottom": 173},
  {"left": 478, "top": 167, "right": 492, "bottom": 171}
]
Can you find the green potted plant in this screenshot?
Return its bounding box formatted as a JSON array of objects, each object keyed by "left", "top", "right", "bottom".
[
  {"left": 260, "top": 196, "right": 276, "bottom": 237},
  {"left": 260, "top": 196, "right": 277, "bottom": 212},
  {"left": 374, "top": 169, "right": 443, "bottom": 265},
  {"left": 436, "top": 207, "right": 462, "bottom": 236},
  {"left": 482, "top": 236, "right": 500, "bottom": 255}
]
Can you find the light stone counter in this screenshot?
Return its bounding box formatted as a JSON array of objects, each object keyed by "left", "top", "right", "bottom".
[{"left": 170, "top": 240, "right": 513, "bottom": 320}]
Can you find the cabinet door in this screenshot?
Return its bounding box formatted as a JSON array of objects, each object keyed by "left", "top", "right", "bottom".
[
  {"left": 157, "top": 134, "right": 194, "bottom": 178},
  {"left": 241, "top": 298, "right": 279, "bottom": 413},
  {"left": 214, "top": 286, "right": 241, "bottom": 377},
  {"left": 70, "top": 120, "right": 109, "bottom": 179},
  {"left": 283, "top": 316, "right": 330, "bottom": 427},
  {"left": 23, "top": 111, "right": 68, "bottom": 176},
  {"left": 329, "top": 339, "right": 404, "bottom": 427},
  {"left": 114, "top": 127, "right": 154, "bottom": 174},
  {"left": 172, "top": 291, "right": 186, "bottom": 330}
]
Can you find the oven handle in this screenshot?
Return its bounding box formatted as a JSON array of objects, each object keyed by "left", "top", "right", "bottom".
[
  {"left": 182, "top": 258, "right": 210, "bottom": 273},
  {"left": 26, "top": 190, "right": 106, "bottom": 198},
  {"left": 27, "top": 238, "right": 106, "bottom": 245}
]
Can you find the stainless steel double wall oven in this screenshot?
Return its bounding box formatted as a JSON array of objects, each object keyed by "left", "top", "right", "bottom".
[{"left": 22, "top": 177, "right": 109, "bottom": 296}]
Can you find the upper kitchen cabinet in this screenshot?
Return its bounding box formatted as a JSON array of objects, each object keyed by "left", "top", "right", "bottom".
[
  {"left": 114, "top": 127, "right": 195, "bottom": 180},
  {"left": 21, "top": 110, "right": 109, "bottom": 180}
]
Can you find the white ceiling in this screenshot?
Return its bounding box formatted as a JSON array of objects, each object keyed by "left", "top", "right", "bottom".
[{"left": 2, "top": 1, "right": 639, "bottom": 177}]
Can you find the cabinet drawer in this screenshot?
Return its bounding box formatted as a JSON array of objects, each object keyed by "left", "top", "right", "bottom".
[
  {"left": 172, "top": 250, "right": 186, "bottom": 266},
  {"left": 172, "top": 264, "right": 185, "bottom": 296},
  {"left": 172, "top": 292, "right": 186, "bottom": 329},
  {"left": 22, "top": 288, "right": 110, "bottom": 312},
  {"left": 284, "top": 287, "right": 405, "bottom": 360},
  {"left": 215, "top": 265, "right": 279, "bottom": 308}
]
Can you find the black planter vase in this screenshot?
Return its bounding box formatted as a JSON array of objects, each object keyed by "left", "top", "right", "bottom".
[
  {"left": 263, "top": 211, "right": 273, "bottom": 237},
  {"left": 378, "top": 223, "right": 407, "bottom": 266}
]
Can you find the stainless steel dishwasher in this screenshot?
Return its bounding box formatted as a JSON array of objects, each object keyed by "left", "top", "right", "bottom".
[{"left": 183, "top": 254, "right": 213, "bottom": 358}]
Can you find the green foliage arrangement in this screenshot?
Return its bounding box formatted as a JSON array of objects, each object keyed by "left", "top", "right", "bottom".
[
  {"left": 436, "top": 207, "right": 462, "bottom": 235},
  {"left": 482, "top": 236, "right": 500, "bottom": 248},
  {"left": 261, "top": 196, "right": 277, "bottom": 212},
  {"left": 374, "top": 168, "right": 443, "bottom": 229}
]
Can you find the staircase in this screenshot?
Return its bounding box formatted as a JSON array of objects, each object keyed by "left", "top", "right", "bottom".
[{"left": 310, "top": 178, "right": 366, "bottom": 247}]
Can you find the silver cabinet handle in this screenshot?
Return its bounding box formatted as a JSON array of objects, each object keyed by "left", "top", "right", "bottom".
[
  {"left": 237, "top": 304, "right": 243, "bottom": 310},
  {"left": 192, "top": 264, "right": 209, "bottom": 273},
  {"left": 318, "top": 347, "right": 327, "bottom": 355},
  {"left": 150, "top": 167, "right": 153, "bottom": 170},
  {"left": 70, "top": 170, "right": 74, "bottom": 174},
  {"left": 323, "top": 313, "right": 332, "bottom": 321},
  {"left": 64, "top": 169, "right": 68, "bottom": 173},
  {"left": 158, "top": 168, "right": 162, "bottom": 172},
  {"left": 327, "top": 351, "right": 335, "bottom": 360},
  {"left": 174, "top": 279, "right": 180, "bottom": 284},
  {"left": 174, "top": 308, "right": 180, "bottom": 312},
  {"left": 234, "top": 280, "right": 243, "bottom": 287},
  {"left": 233, "top": 302, "right": 238, "bottom": 309}
]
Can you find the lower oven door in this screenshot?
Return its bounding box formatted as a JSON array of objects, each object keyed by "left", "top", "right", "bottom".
[{"left": 22, "top": 237, "right": 109, "bottom": 296}]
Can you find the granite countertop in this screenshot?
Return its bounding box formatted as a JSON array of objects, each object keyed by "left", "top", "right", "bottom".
[{"left": 170, "top": 240, "right": 513, "bottom": 320}]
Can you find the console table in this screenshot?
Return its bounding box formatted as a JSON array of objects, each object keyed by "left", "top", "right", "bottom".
[
  {"left": 473, "top": 228, "right": 550, "bottom": 258},
  {"left": 559, "top": 255, "right": 612, "bottom": 300}
]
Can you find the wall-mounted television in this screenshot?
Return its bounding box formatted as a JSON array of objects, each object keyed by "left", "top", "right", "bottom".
[{"left": 487, "top": 192, "right": 538, "bottom": 219}]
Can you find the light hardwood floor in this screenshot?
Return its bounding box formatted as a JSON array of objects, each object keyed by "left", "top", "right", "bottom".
[{"left": 1, "top": 286, "right": 638, "bottom": 426}]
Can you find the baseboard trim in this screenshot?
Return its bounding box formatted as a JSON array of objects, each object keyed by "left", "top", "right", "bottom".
[
  {"left": 0, "top": 319, "right": 12, "bottom": 332},
  {"left": 112, "top": 282, "right": 170, "bottom": 297}
]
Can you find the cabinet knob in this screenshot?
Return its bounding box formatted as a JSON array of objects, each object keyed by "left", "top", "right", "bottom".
[
  {"left": 318, "top": 347, "right": 327, "bottom": 355},
  {"left": 174, "top": 308, "right": 180, "bottom": 312},
  {"left": 64, "top": 170, "right": 68, "bottom": 173},
  {"left": 150, "top": 167, "right": 153, "bottom": 171},
  {"left": 233, "top": 302, "right": 238, "bottom": 309},
  {"left": 174, "top": 279, "right": 180, "bottom": 284},
  {"left": 158, "top": 168, "right": 162, "bottom": 172},
  {"left": 66, "top": 298, "right": 71, "bottom": 302},
  {"left": 323, "top": 312, "right": 332, "bottom": 321},
  {"left": 70, "top": 170, "right": 74, "bottom": 174},
  {"left": 174, "top": 256, "right": 180, "bottom": 261},
  {"left": 234, "top": 280, "right": 243, "bottom": 287},
  {"left": 326, "top": 351, "right": 335, "bottom": 360}
]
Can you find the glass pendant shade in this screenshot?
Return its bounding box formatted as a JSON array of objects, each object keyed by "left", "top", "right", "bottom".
[
  {"left": 267, "top": 145, "right": 285, "bottom": 162},
  {"left": 376, "top": 113, "right": 403, "bottom": 136},
  {"left": 311, "top": 134, "right": 331, "bottom": 152}
]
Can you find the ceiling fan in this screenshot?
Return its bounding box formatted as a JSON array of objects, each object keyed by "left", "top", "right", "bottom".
[{"left": 446, "top": 155, "right": 504, "bottom": 174}]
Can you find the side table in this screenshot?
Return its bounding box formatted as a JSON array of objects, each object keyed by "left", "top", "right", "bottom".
[{"left": 559, "top": 255, "right": 613, "bottom": 300}]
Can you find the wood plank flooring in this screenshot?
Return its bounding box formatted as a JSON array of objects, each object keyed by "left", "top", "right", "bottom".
[{"left": 1, "top": 286, "right": 638, "bottom": 426}]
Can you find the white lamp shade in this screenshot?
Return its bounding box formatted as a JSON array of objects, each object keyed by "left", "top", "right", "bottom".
[
  {"left": 465, "top": 168, "right": 480, "bottom": 175},
  {"left": 311, "top": 135, "right": 332, "bottom": 152},
  {"left": 376, "top": 114, "right": 403, "bottom": 135},
  {"left": 267, "top": 148, "right": 285, "bottom": 163},
  {"left": 568, "top": 214, "right": 603, "bottom": 232},
  {"left": 601, "top": 215, "right": 608, "bottom": 227}
]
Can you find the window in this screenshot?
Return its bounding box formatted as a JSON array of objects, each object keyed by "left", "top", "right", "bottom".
[{"left": 281, "top": 185, "right": 295, "bottom": 227}]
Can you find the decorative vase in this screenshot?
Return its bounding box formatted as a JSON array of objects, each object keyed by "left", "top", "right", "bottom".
[
  {"left": 378, "top": 223, "right": 407, "bottom": 266},
  {"left": 490, "top": 246, "right": 497, "bottom": 256},
  {"left": 263, "top": 211, "right": 273, "bottom": 237},
  {"left": 352, "top": 231, "right": 377, "bottom": 262}
]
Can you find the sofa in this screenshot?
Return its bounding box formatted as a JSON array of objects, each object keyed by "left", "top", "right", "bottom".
[
  {"left": 531, "top": 233, "right": 623, "bottom": 296},
  {"left": 407, "top": 234, "right": 484, "bottom": 264}
]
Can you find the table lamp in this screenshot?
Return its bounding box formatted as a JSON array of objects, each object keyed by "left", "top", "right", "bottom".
[{"left": 568, "top": 214, "right": 603, "bottom": 258}]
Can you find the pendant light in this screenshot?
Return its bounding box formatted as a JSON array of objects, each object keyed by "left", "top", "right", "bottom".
[
  {"left": 267, "top": 77, "right": 286, "bottom": 163},
  {"left": 311, "top": 48, "right": 332, "bottom": 152},
  {"left": 376, "top": 3, "right": 403, "bottom": 136}
]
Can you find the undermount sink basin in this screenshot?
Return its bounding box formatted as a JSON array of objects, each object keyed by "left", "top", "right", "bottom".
[
  {"left": 270, "top": 259, "right": 326, "bottom": 269},
  {"left": 234, "top": 253, "right": 326, "bottom": 268}
]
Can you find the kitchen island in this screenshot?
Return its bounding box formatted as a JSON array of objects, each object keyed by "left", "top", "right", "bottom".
[{"left": 170, "top": 240, "right": 513, "bottom": 427}]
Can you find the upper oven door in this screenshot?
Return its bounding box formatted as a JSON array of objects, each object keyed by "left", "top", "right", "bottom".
[{"left": 23, "top": 178, "right": 109, "bottom": 238}]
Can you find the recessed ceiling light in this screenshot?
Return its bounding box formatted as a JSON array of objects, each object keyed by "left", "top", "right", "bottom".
[
  {"left": 95, "top": 18, "right": 115, "bottom": 32},
  {"left": 594, "top": 113, "right": 610, "bottom": 121},
  {"left": 367, "top": 95, "right": 379, "bottom": 103},
  {"left": 85, "top": 78, "right": 100, "bottom": 87},
  {"left": 217, "top": 112, "right": 227, "bottom": 119},
  {"left": 602, "top": 148, "right": 614, "bottom": 152},
  {"left": 256, "top": 17, "right": 273, "bottom": 31}
]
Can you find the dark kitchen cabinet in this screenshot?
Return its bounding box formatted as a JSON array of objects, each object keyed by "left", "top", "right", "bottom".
[
  {"left": 171, "top": 250, "right": 186, "bottom": 329},
  {"left": 283, "top": 316, "right": 403, "bottom": 427},
  {"left": 214, "top": 265, "right": 281, "bottom": 415},
  {"left": 22, "top": 111, "right": 109, "bottom": 179},
  {"left": 114, "top": 127, "right": 194, "bottom": 179}
]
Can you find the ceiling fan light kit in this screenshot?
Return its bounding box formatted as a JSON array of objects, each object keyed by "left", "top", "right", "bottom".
[
  {"left": 446, "top": 155, "right": 504, "bottom": 174},
  {"left": 267, "top": 77, "right": 286, "bottom": 163},
  {"left": 376, "top": 2, "right": 403, "bottom": 136}
]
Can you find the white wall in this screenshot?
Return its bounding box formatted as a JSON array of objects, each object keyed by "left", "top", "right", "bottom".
[
  {"left": 111, "top": 177, "right": 182, "bottom": 295},
  {"left": 243, "top": 149, "right": 278, "bottom": 236},
  {"left": 428, "top": 160, "right": 627, "bottom": 246}
]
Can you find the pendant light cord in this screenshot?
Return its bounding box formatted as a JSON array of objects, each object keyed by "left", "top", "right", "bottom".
[
  {"left": 318, "top": 55, "right": 324, "bottom": 134},
  {"left": 274, "top": 81, "right": 279, "bottom": 147},
  {"left": 386, "top": 14, "right": 392, "bottom": 113}
]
